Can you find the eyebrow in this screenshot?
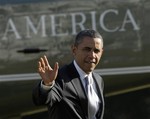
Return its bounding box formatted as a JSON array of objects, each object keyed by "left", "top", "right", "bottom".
[{"left": 83, "top": 46, "right": 101, "bottom": 52}]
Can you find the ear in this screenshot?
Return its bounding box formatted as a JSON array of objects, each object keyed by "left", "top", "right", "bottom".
[{"left": 71, "top": 45, "right": 77, "bottom": 56}]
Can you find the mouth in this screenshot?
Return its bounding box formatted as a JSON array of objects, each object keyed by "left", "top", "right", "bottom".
[{"left": 85, "top": 61, "right": 96, "bottom": 64}]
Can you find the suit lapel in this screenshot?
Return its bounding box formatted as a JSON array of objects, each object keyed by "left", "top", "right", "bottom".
[
  {"left": 92, "top": 73, "right": 104, "bottom": 96},
  {"left": 67, "top": 62, "right": 88, "bottom": 118},
  {"left": 92, "top": 72, "right": 105, "bottom": 119},
  {"left": 72, "top": 77, "right": 88, "bottom": 117},
  {"left": 66, "top": 63, "right": 104, "bottom": 119}
]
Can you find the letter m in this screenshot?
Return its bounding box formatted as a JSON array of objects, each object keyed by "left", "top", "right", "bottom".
[{"left": 25, "top": 15, "right": 46, "bottom": 38}]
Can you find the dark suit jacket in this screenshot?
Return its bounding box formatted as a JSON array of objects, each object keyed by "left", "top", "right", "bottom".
[{"left": 32, "top": 62, "right": 104, "bottom": 119}]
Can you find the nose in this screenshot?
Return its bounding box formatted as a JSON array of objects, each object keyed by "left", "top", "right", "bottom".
[{"left": 88, "top": 50, "right": 95, "bottom": 58}]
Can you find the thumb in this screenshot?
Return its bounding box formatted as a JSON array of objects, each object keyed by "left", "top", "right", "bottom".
[{"left": 54, "top": 62, "right": 59, "bottom": 73}]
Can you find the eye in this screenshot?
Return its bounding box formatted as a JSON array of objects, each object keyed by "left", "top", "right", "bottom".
[
  {"left": 83, "top": 47, "right": 91, "bottom": 52},
  {"left": 94, "top": 49, "right": 100, "bottom": 53}
]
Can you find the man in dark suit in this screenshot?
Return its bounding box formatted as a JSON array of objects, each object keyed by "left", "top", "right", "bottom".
[{"left": 32, "top": 29, "right": 104, "bottom": 119}]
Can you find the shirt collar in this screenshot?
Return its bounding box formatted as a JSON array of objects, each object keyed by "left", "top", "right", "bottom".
[{"left": 73, "top": 60, "right": 92, "bottom": 80}]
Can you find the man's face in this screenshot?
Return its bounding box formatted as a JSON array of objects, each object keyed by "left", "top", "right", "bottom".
[{"left": 72, "top": 36, "right": 103, "bottom": 74}]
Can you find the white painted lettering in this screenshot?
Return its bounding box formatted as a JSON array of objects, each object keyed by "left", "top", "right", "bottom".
[
  {"left": 100, "top": 9, "right": 119, "bottom": 32},
  {"left": 120, "top": 9, "right": 140, "bottom": 31},
  {"left": 90, "top": 11, "right": 97, "bottom": 30},
  {"left": 25, "top": 15, "right": 47, "bottom": 38},
  {"left": 2, "top": 18, "right": 21, "bottom": 40},
  {"left": 70, "top": 12, "right": 86, "bottom": 35},
  {"left": 50, "top": 14, "right": 69, "bottom": 36}
]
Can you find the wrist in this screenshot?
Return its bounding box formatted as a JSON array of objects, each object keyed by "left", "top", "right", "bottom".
[
  {"left": 43, "top": 81, "right": 54, "bottom": 86},
  {"left": 40, "top": 81, "right": 55, "bottom": 91}
]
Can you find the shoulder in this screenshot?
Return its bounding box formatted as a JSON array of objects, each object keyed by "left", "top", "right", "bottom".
[
  {"left": 92, "top": 72, "right": 104, "bottom": 90},
  {"left": 57, "top": 62, "right": 79, "bottom": 81},
  {"left": 92, "top": 72, "right": 103, "bottom": 80}
]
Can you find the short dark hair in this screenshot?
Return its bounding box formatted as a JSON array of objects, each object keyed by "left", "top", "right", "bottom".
[{"left": 74, "top": 29, "right": 103, "bottom": 48}]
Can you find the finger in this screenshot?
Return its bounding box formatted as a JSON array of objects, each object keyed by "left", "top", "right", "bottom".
[
  {"left": 38, "top": 61, "right": 41, "bottom": 68},
  {"left": 38, "top": 62, "right": 43, "bottom": 73},
  {"left": 54, "top": 62, "right": 59, "bottom": 73},
  {"left": 52, "top": 62, "right": 59, "bottom": 80},
  {"left": 40, "top": 57, "right": 45, "bottom": 68},
  {"left": 44, "top": 55, "right": 49, "bottom": 66},
  {"left": 44, "top": 55, "right": 52, "bottom": 70},
  {"left": 38, "top": 61, "right": 42, "bottom": 70}
]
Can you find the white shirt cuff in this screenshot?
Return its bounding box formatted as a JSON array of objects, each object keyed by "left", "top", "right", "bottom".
[{"left": 40, "top": 80, "right": 55, "bottom": 91}]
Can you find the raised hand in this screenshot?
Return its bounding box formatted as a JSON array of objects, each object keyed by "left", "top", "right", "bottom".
[{"left": 38, "top": 55, "right": 59, "bottom": 86}]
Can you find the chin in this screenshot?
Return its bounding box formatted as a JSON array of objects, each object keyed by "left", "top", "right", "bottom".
[{"left": 87, "top": 68, "right": 94, "bottom": 73}]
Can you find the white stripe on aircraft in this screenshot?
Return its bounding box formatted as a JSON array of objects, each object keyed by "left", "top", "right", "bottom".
[{"left": 0, "top": 66, "right": 150, "bottom": 82}]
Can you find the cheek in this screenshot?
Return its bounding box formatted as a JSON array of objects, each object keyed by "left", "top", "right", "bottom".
[
  {"left": 76, "top": 50, "right": 84, "bottom": 57},
  {"left": 96, "top": 54, "right": 102, "bottom": 61},
  {"left": 77, "top": 54, "right": 84, "bottom": 61},
  {"left": 74, "top": 52, "right": 83, "bottom": 61},
  {"left": 98, "top": 52, "right": 103, "bottom": 57}
]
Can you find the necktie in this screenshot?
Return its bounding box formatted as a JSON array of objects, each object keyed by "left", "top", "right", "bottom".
[{"left": 85, "top": 76, "right": 100, "bottom": 119}]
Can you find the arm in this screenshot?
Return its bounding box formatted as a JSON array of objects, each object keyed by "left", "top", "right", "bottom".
[{"left": 32, "top": 55, "right": 59, "bottom": 105}]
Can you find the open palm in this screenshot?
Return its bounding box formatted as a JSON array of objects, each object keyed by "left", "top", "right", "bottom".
[{"left": 38, "top": 55, "right": 59, "bottom": 86}]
